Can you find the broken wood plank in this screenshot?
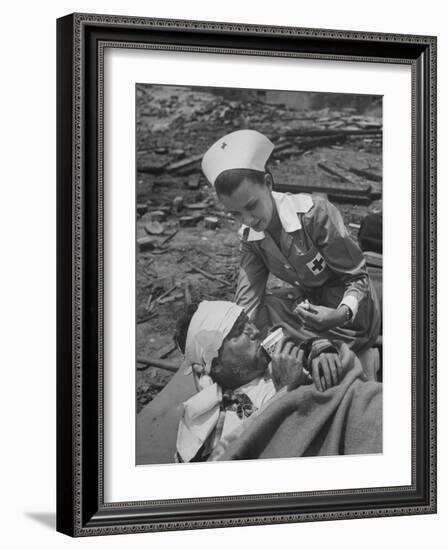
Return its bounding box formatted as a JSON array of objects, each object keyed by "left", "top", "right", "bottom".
[
  {"left": 160, "top": 230, "right": 178, "bottom": 246},
  {"left": 137, "top": 312, "right": 156, "bottom": 324},
  {"left": 204, "top": 216, "right": 220, "bottom": 229},
  {"left": 273, "top": 148, "right": 304, "bottom": 160},
  {"left": 137, "top": 160, "right": 170, "bottom": 174},
  {"left": 145, "top": 292, "right": 154, "bottom": 312},
  {"left": 317, "top": 161, "right": 359, "bottom": 185},
  {"left": 326, "top": 121, "right": 345, "bottom": 129},
  {"left": 346, "top": 166, "right": 382, "bottom": 183},
  {"left": 155, "top": 341, "right": 178, "bottom": 359},
  {"left": 144, "top": 257, "right": 155, "bottom": 267},
  {"left": 179, "top": 215, "right": 203, "bottom": 227},
  {"left": 273, "top": 183, "right": 373, "bottom": 205},
  {"left": 186, "top": 262, "right": 233, "bottom": 287},
  {"left": 158, "top": 292, "right": 184, "bottom": 304},
  {"left": 136, "top": 357, "right": 179, "bottom": 372},
  {"left": 327, "top": 194, "right": 373, "bottom": 206},
  {"left": 281, "top": 128, "right": 381, "bottom": 138},
  {"left": 300, "top": 134, "right": 348, "bottom": 151},
  {"left": 165, "top": 153, "right": 203, "bottom": 173},
  {"left": 185, "top": 202, "right": 208, "bottom": 210},
  {"left": 184, "top": 281, "right": 191, "bottom": 307},
  {"left": 273, "top": 181, "right": 371, "bottom": 198},
  {"left": 154, "top": 284, "right": 178, "bottom": 304},
  {"left": 137, "top": 236, "right": 157, "bottom": 252},
  {"left": 272, "top": 135, "right": 348, "bottom": 160},
  {"left": 273, "top": 139, "right": 295, "bottom": 152},
  {"left": 356, "top": 121, "right": 382, "bottom": 129}
]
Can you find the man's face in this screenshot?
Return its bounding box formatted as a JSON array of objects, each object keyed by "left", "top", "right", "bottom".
[
  {"left": 218, "top": 175, "right": 274, "bottom": 232},
  {"left": 216, "top": 317, "right": 269, "bottom": 389}
]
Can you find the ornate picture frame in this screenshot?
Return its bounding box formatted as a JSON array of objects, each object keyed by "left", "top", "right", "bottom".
[{"left": 56, "top": 13, "right": 436, "bottom": 536}]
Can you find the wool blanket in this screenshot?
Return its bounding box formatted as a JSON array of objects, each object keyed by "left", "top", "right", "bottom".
[{"left": 212, "top": 344, "right": 382, "bottom": 461}]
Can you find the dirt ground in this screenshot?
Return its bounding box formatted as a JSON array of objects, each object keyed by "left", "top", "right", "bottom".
[{"left": 135, "top": 84, "right": 382, "bottom": 413}]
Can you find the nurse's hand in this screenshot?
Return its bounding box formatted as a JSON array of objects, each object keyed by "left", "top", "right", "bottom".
[{"left": 295, "top": 304, "right": 345, "bottom": 331}]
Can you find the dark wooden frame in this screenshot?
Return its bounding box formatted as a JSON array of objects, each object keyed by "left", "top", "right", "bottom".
[{"left": 57, "top": 13, "right": 437, "bottom": 537}]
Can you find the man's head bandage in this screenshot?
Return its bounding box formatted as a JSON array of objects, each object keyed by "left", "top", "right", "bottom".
[{"left": 183, "top": 301, "right": 244, "bottom": 376}]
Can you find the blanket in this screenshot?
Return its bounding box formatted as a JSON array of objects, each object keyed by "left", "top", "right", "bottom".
[{"left": 212, "top": 344, "right": 382, "bottom": 461}]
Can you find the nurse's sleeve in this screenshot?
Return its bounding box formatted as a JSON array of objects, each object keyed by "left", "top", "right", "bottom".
[
  {"left": 303, "top": 196, "right": 369, "bottom": 319},
  {"left": 234, "top": 241, "right": 269, "bottom": 320}
]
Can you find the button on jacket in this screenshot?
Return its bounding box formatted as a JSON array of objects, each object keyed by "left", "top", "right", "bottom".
[{"left": 235, "top": 192, "right": 381, "bottom": 352}]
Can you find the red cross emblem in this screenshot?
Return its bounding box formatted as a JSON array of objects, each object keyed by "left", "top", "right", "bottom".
[{"left": 306, "top": 253, "right": 326, "bottom": 275}]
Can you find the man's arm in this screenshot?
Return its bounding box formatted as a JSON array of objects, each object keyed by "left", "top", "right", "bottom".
[{"left": 270, "top": 338, "right": 342, "bottom": 392}]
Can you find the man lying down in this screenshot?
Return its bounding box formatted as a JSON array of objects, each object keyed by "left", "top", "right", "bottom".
[{"left": 174, "top": 300, "right": 382, "bottom": 463}]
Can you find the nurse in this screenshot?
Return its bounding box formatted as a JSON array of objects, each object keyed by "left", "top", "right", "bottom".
[{"left": 201, "top": 129, "right": 381, "bottom": 354}]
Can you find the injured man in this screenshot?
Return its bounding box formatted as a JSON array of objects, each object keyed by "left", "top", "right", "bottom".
[{"left": 174, "top": 300, "right": 382, "bottom": 463}]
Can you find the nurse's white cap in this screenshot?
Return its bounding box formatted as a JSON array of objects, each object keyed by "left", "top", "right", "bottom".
[{"left": 201, "top": 129, "right": 274, "bottom": 186}]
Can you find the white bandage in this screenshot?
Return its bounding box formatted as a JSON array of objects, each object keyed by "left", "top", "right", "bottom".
[{"left": 184, "top": 300, "right": 244, "bottom": 375}]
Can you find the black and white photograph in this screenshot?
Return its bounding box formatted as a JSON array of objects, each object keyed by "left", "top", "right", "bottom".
[
  {"left": 53, "top": 9, "right": 436, "bottom": 539},
  {"left": 135, "top": 84, "right": 383, "bottom": 465}
]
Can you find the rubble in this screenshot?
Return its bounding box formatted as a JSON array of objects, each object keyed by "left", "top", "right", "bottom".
[
  {"left": 136, "top": 356, "right": 179, "bottom": 373},
  {"left": 148, "top": 210, "right": 168, "bottom": 222},
  {"left": 138, "top": 160, "right": 169, "bottom": 174},
  {"left": 186, "top": 262, "right": 233, "bottom": 287},
  {"left": 344, "top": 165, "right": 382, "bottom": 183},
  {"left": 144, "top": 221, "right": 165, "bottom": 235},
  {"left": 135, "top": 84, "right": 383, "bottom": 413},
  {"left": 274, "top": 179, "right": 376, "bottom": 206},
  {"left": 160, "top": 231, "right": 178, "bottom": 246},
  {"left": 165, "top": 153, "right": 203, "bottom": 173},
  {"left": 172, "top": 196, "right": 184, "bottom": 212},
  {"left": 138, "top": 236, "right": 156, "bottom": 252},
  {"left": 179, "top": 215, "right": 202, "bottom": 227},
  {"left": 204, "top": 216, "right": 220, "bottom": 229},
  {"left": 187, "top": 174, "right": 201, "bottom": 189},
  {"left": 185, "top": 202, "right": 208, "bottom": 210},
  {"left": 137, "top": 203, "right": 148, "bottom": 216},
  {"left": 317, "top": 161, "right": 359, "bottom": 185}
]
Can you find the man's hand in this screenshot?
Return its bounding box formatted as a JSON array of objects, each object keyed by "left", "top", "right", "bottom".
[
  {"left": 270, "top": 340, "right": 304, "bottom": 391},
  {"left": 295, "top": 304, "right": 348, "bottom": 332},
  {"left": 310, "top": 352, "right": 342, "bottom": 392}
]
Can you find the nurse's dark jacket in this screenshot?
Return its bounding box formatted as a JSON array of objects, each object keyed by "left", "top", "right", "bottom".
[{"left": 235, "top": 192, "right": 381, "bottom": 352}]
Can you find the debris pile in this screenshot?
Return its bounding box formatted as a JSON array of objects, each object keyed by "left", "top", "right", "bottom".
[
  {"left": 137, "top": 85, "right": 382, "bottom": 206},
  {"left": 135, "top": 84, "right": 383, "bottom": 413}
]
